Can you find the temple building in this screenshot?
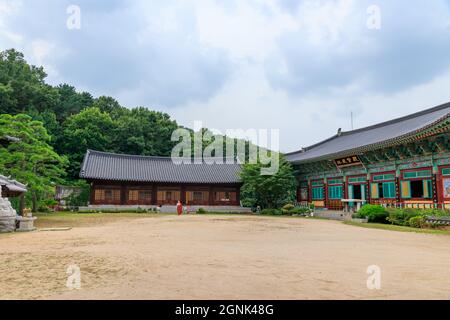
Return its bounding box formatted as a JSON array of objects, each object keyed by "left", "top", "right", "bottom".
[
  {"left": 80, "top": 150, "right": 242, "bottom": 208},
  {"left": 286, "top": 102, "right": 450, "bottom": 210}
]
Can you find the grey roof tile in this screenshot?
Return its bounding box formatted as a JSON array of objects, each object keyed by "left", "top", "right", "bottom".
[
  {"left": 286, "top": 102, "right": 450, "bottom": 163},
  {"left": 80, "top": 150, "right": 242, "bottom": 184},
  {"left": 0, "top": 174, "right": 27, "bottom": 193}
]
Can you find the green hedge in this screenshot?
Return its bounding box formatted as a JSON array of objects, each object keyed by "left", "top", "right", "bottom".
[
  {"left": 355, "top": 205, "right": 389, "bottom": 223},
  {"left": 261, "top": 208, "right": 283, "bottom": 216},
  {"left": 356, "top": 205, "right": 449, "bottom": 228}
]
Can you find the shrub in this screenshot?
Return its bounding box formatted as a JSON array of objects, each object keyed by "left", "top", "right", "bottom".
[
  {"left": 281, "top": 203, "right": 296, "bottom": 215},
  {"left": 281, "top": 203, "right": 295, "bottom": 211},
  {"left": 422, "top": 209, "right": 450, "bottom": 217},
  {"left": 408, "top": 216, "right": 427, "bottom": 228},
  {"left": 37, "top": 205, "right": 52, "bottom": 213},
  {"left": 197, "top": 208, "right": 206, "bottom": 214},
  {"left": 356, "top": 205, "right": 388, "bottom": 223},
  {"left": 387, "top": 208, "right": 424, "bottom": 226},
  {"left": 261, "top": 208, "right": 282, "bottom": 216},
  {"left": 290, "top": 207, "right": 309, "bottom": 215}
]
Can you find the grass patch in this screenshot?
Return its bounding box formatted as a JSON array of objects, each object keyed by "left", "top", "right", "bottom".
[
  {"left": 196, "top": 211, "right": 253, "bottom": 216},
  {"left": 34, "top": 211, "right": 173, "bottom": 228},
  {"left": 343, "top": 221, "right": 450, "bottom": 236}
]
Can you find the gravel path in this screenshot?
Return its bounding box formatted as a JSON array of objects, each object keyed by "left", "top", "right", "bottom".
[{"left": 1, "top": 215, "right": 449, "bottom": 300}]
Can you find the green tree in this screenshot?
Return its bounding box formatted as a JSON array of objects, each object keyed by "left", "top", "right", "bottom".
[
  {"left": 112, "top": 107, "right": 179, "bottom": 156},
  {"left": 0, "top": 49, "right": 59, "bottom": 114},
  {"left": 61, "top": 107, "right": 115, "bottom": 180},
  {"left": 92, "top": 96, "right": 125, "bottom": 119},
  {"left": 0, "top": 114, "right": 68, "bottom": 211},
  {"left": 240, "top": 155, "right": 297, "bottom": 209},
  {"left": 54, "top": 84, "right": 94, "bottom": 121}
]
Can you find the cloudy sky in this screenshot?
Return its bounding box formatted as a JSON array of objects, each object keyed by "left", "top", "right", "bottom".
[{"left": 1, "top": 0, "right": 450, "bottom": 152}]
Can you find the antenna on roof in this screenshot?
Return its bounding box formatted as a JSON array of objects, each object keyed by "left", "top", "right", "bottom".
[{"left": 351, "top": 111, "right": 354, "bottom": 130}]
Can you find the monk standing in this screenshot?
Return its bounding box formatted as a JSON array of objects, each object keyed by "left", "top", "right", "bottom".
[{"left": 177, "top": 200, "right": 183, "bottom": 216}]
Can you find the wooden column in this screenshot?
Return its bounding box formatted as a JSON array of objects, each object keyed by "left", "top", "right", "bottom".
[
  {"left": 181, "top": 185, "right": 186, "bottom": 204},
  {"left": 19, "top": 193, "right": 25, "bottom": 216},
  {"left": 209, "top": 186, "right": 214, "bottom": 205},
  {"left": 151, "top": 183, "right": 157, "bottom": 205},
  {"left": 236, "top": 186, "right": 241, "bottom": 206},
  {"left": 90, "top": 182, "right": 95, "bottom": 205},
  {"left": 120, "top": 184, "right": 126, "bottom": 205},
  {"left": 308, "top": 179, "right": 312, "bottom": 203}
]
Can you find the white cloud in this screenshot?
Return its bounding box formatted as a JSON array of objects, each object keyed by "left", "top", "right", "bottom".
[
  {"left": 196, "top": 0, "right": 298, "bottom": 61},
  {"left": 0, "top": 0, "right": 23, "bottom": 46},
  {"left": 1, "top": 0, "right": 450, "bottom": 152}
]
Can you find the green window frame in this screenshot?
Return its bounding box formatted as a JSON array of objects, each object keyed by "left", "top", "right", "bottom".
[
  {"left": 328, "top": 178, "right": 343, "bottom": 185},
  {"left": 373, "top": 174, "right": 395, "bottom": 181},
  {"left": 372, "top": 182, "right": 395, "bottom": 199},
  {"left": 312, "top": 187, "right": 324, "bottom": 200},
  {"left": 381, "top": 182, "right": 396, "bottom": 199},
  {"left": 403, "top": 170, "right": 432, "bottom": 179},
  {"left": 328, "top": 185, "right": 343, "bottom": 200},
  {"left": 400, "top": 179, "right": 433, "bottom": 199},
  {"left": 348, "top": 176, "right": 366, "bottom": 183},
  {"left": 312, "top": 180, "right": 324, "bottom": 187}
]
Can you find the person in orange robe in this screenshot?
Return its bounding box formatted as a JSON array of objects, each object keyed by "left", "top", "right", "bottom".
[{"left": 177, "top": 200, "right": 183, "bottom": 216}]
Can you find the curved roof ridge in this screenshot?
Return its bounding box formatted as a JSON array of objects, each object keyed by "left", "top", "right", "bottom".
[
  {"left": 86, "top": 149, "right": 237, "bottom": 162},
  {"left": 284, "top": 134, "right": 340, "bottom": 156},
  {"left": 339, "top": 101, "right": 450, "bottom": 136}
]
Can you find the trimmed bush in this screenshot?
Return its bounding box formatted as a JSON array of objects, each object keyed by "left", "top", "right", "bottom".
[
  {"left": 408, "top": 215, "right": 427, "bottom": 228},
  {"left": 422, "top": 209, "right": 450, "bottom": 217},
  {"left": 197, "top": 208, "right": 206, "bottom": 214},
  {"left": 261, "top": 208, "right": 282, "bottom": 216},
  {"left": 281, "top": 203, "right": 295, "bottom": 211},
  {"left": 290, "top": 207, "right": 310, "bottom": 215},
  {"left": 356, "top": 205, "right": 388, "bottom": 223},
  {"left": 387, "top": 208, "right": 425, "bottom": 226}
]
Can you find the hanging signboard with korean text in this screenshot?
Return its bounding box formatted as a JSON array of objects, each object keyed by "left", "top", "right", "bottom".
[{"left": 334, "top": 155, "right": 362, "bottom": 168}]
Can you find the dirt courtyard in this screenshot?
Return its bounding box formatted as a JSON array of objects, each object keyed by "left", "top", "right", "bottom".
[{"left": 1, "top": 214, "right": 450, "bottom": 300}]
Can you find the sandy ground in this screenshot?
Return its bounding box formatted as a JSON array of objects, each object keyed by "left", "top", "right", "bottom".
[{"left": 1, "top": 214, "right": 450, "bottom": 300}]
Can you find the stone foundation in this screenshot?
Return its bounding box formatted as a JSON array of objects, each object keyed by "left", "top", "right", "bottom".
[
  {"left": 0, "top": 216, "right": 16, "bottom": 233},
  {"left": 79, "top": 204, "right": 252, "bottom": 214}
]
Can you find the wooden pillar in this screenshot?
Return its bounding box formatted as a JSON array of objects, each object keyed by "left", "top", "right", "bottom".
[
  {"left": 308, "top": 179, "right": 312, "bottom": 203},
  {"left": 151, "top": 183, "right": 157, "bottom": 205},
  {"left": 90, "top": 182, "right": 95, "bottom": 205},
  {"left": 209, "top": 186, "right": 214, "bottom": 205},
  {"left": 395, "top": 177, "right": 401, "bottom": 204},
  {"left": 181, "top": 185, "right": 186, "bottom": 204},
  {"left": 19, "top": 193, "right": 25, "bottom": 216},
  {"left": 395, "top": 168, "right": 401, "bottom": 205},
  {"left": 236, "top": 186, "right": 241, "bottom": 206},
  {"left": 120, "top": 184, "right": 126, "bottom": 205},
  {"left": 432, "top": 173, "right": 438, "bottom": 206}
]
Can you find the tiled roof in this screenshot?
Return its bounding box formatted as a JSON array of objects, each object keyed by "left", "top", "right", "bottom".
[
  {"left": 80, "top": 150, "right": 242, "bottom": 184},
  {"left": 0, "top": 175, "right": 27, "bottom": 193},
  {"left": 286, "top": 102, "right": 450, "bottom": 163}
]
